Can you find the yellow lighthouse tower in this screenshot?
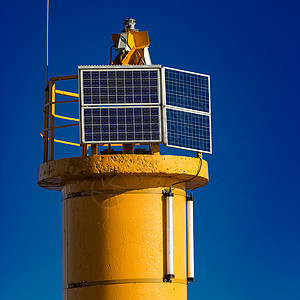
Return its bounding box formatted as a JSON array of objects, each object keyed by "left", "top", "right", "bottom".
[{"left": 38, "top": 18, "right": 211, "bottom": 300}]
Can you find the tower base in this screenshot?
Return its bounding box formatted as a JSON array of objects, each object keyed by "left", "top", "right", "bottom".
[{"left": 38, "top": 154, "right": 209, "bottom": 300}]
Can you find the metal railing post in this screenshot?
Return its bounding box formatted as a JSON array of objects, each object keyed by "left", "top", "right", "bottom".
[
  {"left": 43, "top": 86, "right": 49, "bottom": 162},
  {"left": 48, "top": 81, "right": 55, "bottom": 160}
]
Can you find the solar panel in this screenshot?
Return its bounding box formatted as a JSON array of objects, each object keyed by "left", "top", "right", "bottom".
[
  {"left": 165, "top": 108, "right": 211, "bottom": 153},
  {"left": 163, "top": 67, "right": 212, "bottom": 153},
  {"left": 164, "top": 67, "right": 210, "bottom": 113},
  {"left": 81, "top": 106, "right": 161, "bottom": 143},
  {"left": 80, "top": 67, "right": 160, "bottom": 106}
]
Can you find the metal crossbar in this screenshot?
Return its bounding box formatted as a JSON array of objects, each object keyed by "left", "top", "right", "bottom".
[{"left": 43, "top": 76, "right": 81, "bottom": 161}]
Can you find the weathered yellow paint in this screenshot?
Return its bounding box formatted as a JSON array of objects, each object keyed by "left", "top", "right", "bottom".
[
  {"left": 38, "top": 155, "right": 209, "bottom": 299},
  {"left": 38, "top": 154, "right": 208, "bottom": 191}
]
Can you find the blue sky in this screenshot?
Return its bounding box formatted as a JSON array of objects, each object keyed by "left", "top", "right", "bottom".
[{"left": 1, "top": 0, "right": 300, "bottom": 299}]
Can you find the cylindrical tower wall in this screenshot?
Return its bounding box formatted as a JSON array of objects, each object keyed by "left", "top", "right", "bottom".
[
  {"left": 62, "top": 177, "right": 187, "bottom": 299},
  {"left": 38, "top": 154, "right": 209, "bottom": 300}
]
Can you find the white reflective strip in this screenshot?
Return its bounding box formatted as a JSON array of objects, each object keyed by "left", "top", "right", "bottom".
[
  {"left": 166, "top": 195, "right": 174, "bottom": 275},
  {"left": 144, "top": 47, "right": 152, "bottom": 65},
  {"left": 187, "top": 200, "right": 194, "bottom": 278}
]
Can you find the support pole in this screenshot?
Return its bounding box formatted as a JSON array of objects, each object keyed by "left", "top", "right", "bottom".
[
  {"left": 81, "top": 144, "right": 88, "bottom": 156},
  {"left": 43, "top": 87, "right": 49, "bottom": 162},
  {"left": 91, "top": 144, "right": 98, "bottom": 155},
  {"left": 122, "top": 143, "right": 134, "bottom": 154},
  {"left": 46, "top": 0, "right": 49, "bottom": 82},
  {"left": 187, "top": 195, "right": 194, "bottom": 282},
  {"left": 48, "top": 81, "right": 55, "bottom": 160},
  {"left": 163, "top": 188, "right": 175, "bottom": 282}
]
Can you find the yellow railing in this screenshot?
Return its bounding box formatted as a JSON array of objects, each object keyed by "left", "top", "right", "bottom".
[
  {"left": 40, "top": 132, "right": 81, "bottom": 146},
  {"left": 42, "top": 75, "right": 160, "bottom": 162},
  {"left": 43, "top": 75, "right": 81, "bottom": 162}
]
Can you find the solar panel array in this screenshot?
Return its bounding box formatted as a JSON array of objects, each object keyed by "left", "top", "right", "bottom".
[
  {"left": 79, "top": 66, "right": 212, "bottom": 153},
  {"left": 164, "top": 67, "right": 212, "bottom": 153}
]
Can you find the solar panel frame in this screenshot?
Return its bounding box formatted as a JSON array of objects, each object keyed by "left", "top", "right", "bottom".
[
  {"left": 79, "top": 65, "right": 162, "bottom": 107},
  {"left": 161, "top": 67, "right": 212, "bottom": 154},
  {"left": 80, "top": 105, "right": 162, "bottom": 144},
  {"left": 164, "top": 107, "right": 212, "bottom": 153},
  {"left": 79, "top": 65, "right": 163, "bottom": 145},
  {"left": 163, "top": 67, "right": 211, "bottom": 114}
]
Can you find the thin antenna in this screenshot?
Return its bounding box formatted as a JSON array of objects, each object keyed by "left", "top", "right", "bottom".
[{"left": 46, "top": 0, "right": 49, "bottom": 82}]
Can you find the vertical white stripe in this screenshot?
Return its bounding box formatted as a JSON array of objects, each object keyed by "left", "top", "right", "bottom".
[
  {"left": 166, "top": 195, "right": 174, "bottom": 275},
  {"left": 187, "top": 200, "right": 194, "bottom": 278}
]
